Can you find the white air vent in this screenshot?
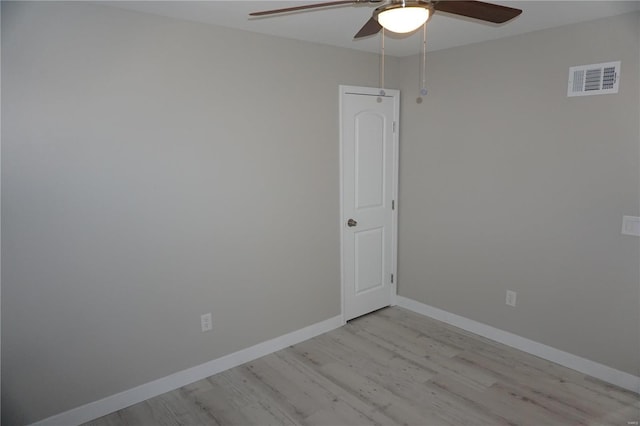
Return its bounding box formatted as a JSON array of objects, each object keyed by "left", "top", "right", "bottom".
[{"left": 568, "top": 61, "right": 620, "bottom": 97}]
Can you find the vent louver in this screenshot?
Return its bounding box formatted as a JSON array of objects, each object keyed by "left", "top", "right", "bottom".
[{"left": 568, "top": 61, "right": 621, "bottom": 97}]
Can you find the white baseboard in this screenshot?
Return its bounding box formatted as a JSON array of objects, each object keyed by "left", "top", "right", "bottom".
[
  {"left": 396, "top": 296, "right": 640, "bottom": 394},
  {"left": 30, "top": 315, "right": 344, "bottom": 426}
]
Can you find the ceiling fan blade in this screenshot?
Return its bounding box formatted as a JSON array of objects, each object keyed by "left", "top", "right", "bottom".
[
  {"left": 250, "top": 1, "right": 356, "bottom": 16},
  {"left": 434, "top": 1, "right": 522, "bottom": 24},
  {"left": 354, "top": 17, "right": 382, "bottom": 38}
]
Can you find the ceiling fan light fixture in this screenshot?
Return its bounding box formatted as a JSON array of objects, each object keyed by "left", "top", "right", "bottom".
[{"left": 376, "top": 4, "right": 430, "bottom": 34}]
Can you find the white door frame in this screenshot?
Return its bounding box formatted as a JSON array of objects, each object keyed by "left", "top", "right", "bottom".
[{"left": 339, "top": 85, "right": 400, "bottom": 323}]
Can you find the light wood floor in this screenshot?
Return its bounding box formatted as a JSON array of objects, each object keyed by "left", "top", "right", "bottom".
[{"left": 86, "top": 307, "right": 639, "bottom": 426}]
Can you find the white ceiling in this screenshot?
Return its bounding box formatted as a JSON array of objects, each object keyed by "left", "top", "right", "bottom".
[{"left": 108, "top": 1, "right": 640, "bottom": 57}]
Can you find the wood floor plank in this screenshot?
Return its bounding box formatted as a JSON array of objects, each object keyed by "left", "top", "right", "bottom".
[
  {"left": 455, "top": 349, "right": 634, "bottom": 419},
  {"left": 312, "top": 331, "right": 437, "bottom": 384},
  {"left": 274, "top": 348, "right": 398, "bottom": 425},
  {"left": 318, "top": 361, "right": 451, "bottom": 425},
  {"left": 85, "top": 307, "right": 639, "bottom": 426},
  {"left": 351, "top": 311, "right": 465, "bottom": 358},
  {"left": 303, "top": 398, "right": 382, "bottom": 426},
  {"left": 349, "top": 320, "right": 499, "bottom": 391}
]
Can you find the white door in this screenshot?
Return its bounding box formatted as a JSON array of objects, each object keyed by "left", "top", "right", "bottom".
[{"left": 340, "top": 86, "right": 399, "bottom": 322}]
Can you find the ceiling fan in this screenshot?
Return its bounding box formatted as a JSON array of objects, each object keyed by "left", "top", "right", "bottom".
[{"left": 250, "top": 1, "right": 523, "bottom": 38}]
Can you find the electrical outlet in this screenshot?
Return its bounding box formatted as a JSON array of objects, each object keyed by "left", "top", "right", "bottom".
[
  {"left": 506, "top": 290, "right": 517, "bottom": 307},
  {"left": 201, "top": 313, "right": 212, "bottom": 332}
]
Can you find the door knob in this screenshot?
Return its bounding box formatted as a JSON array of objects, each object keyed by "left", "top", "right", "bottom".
[{"left": 347, "top": 218, "right": 358, "bottom": 227}]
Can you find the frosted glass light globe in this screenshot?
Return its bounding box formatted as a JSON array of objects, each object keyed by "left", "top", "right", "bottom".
[{"left": 377, "top": 7, "right": 429, "bottom": 34}]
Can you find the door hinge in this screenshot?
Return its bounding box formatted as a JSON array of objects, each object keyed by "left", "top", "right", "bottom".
[
  {"left": 393, "top": 121, "right": 396, "bottom": 133},
  {"left": 392, "top": 200, "right": 395, "bottom": 210},
  {"left": 391, "top": 273, "right": 394, "bottom": 284}
]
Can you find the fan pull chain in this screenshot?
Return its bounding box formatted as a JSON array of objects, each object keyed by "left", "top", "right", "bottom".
[
  {"left": 378, "top": 28, "right": 385, "bottom": 102},
  {"left": 417, "top": 23, "right": 428, "bottom": 104}
]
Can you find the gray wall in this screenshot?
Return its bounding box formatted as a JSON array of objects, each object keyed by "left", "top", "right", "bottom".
[
  {"left": 1, "top": 2, "right": 397, "bottom": 424},
  {"left": 397, "top": 12, "right": 639, "bottom": 376}
]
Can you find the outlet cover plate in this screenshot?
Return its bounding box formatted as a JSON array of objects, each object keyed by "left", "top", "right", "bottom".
[
  {"left": 201, "top": 313, "right": 213, "bottom": 332},
  {"left": 621, "top": 216, "right": 640, "bottom": 236}
]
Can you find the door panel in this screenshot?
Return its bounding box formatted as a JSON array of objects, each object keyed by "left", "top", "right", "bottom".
[
  {"left": 355, "top": 227, "right": 384, "bottom": 294},
  {"left": 355, "top": 113, "right": 385, "bottom": 209},
  {"left": 341, "top": 86, "right": 399, "bottom": 321}
]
